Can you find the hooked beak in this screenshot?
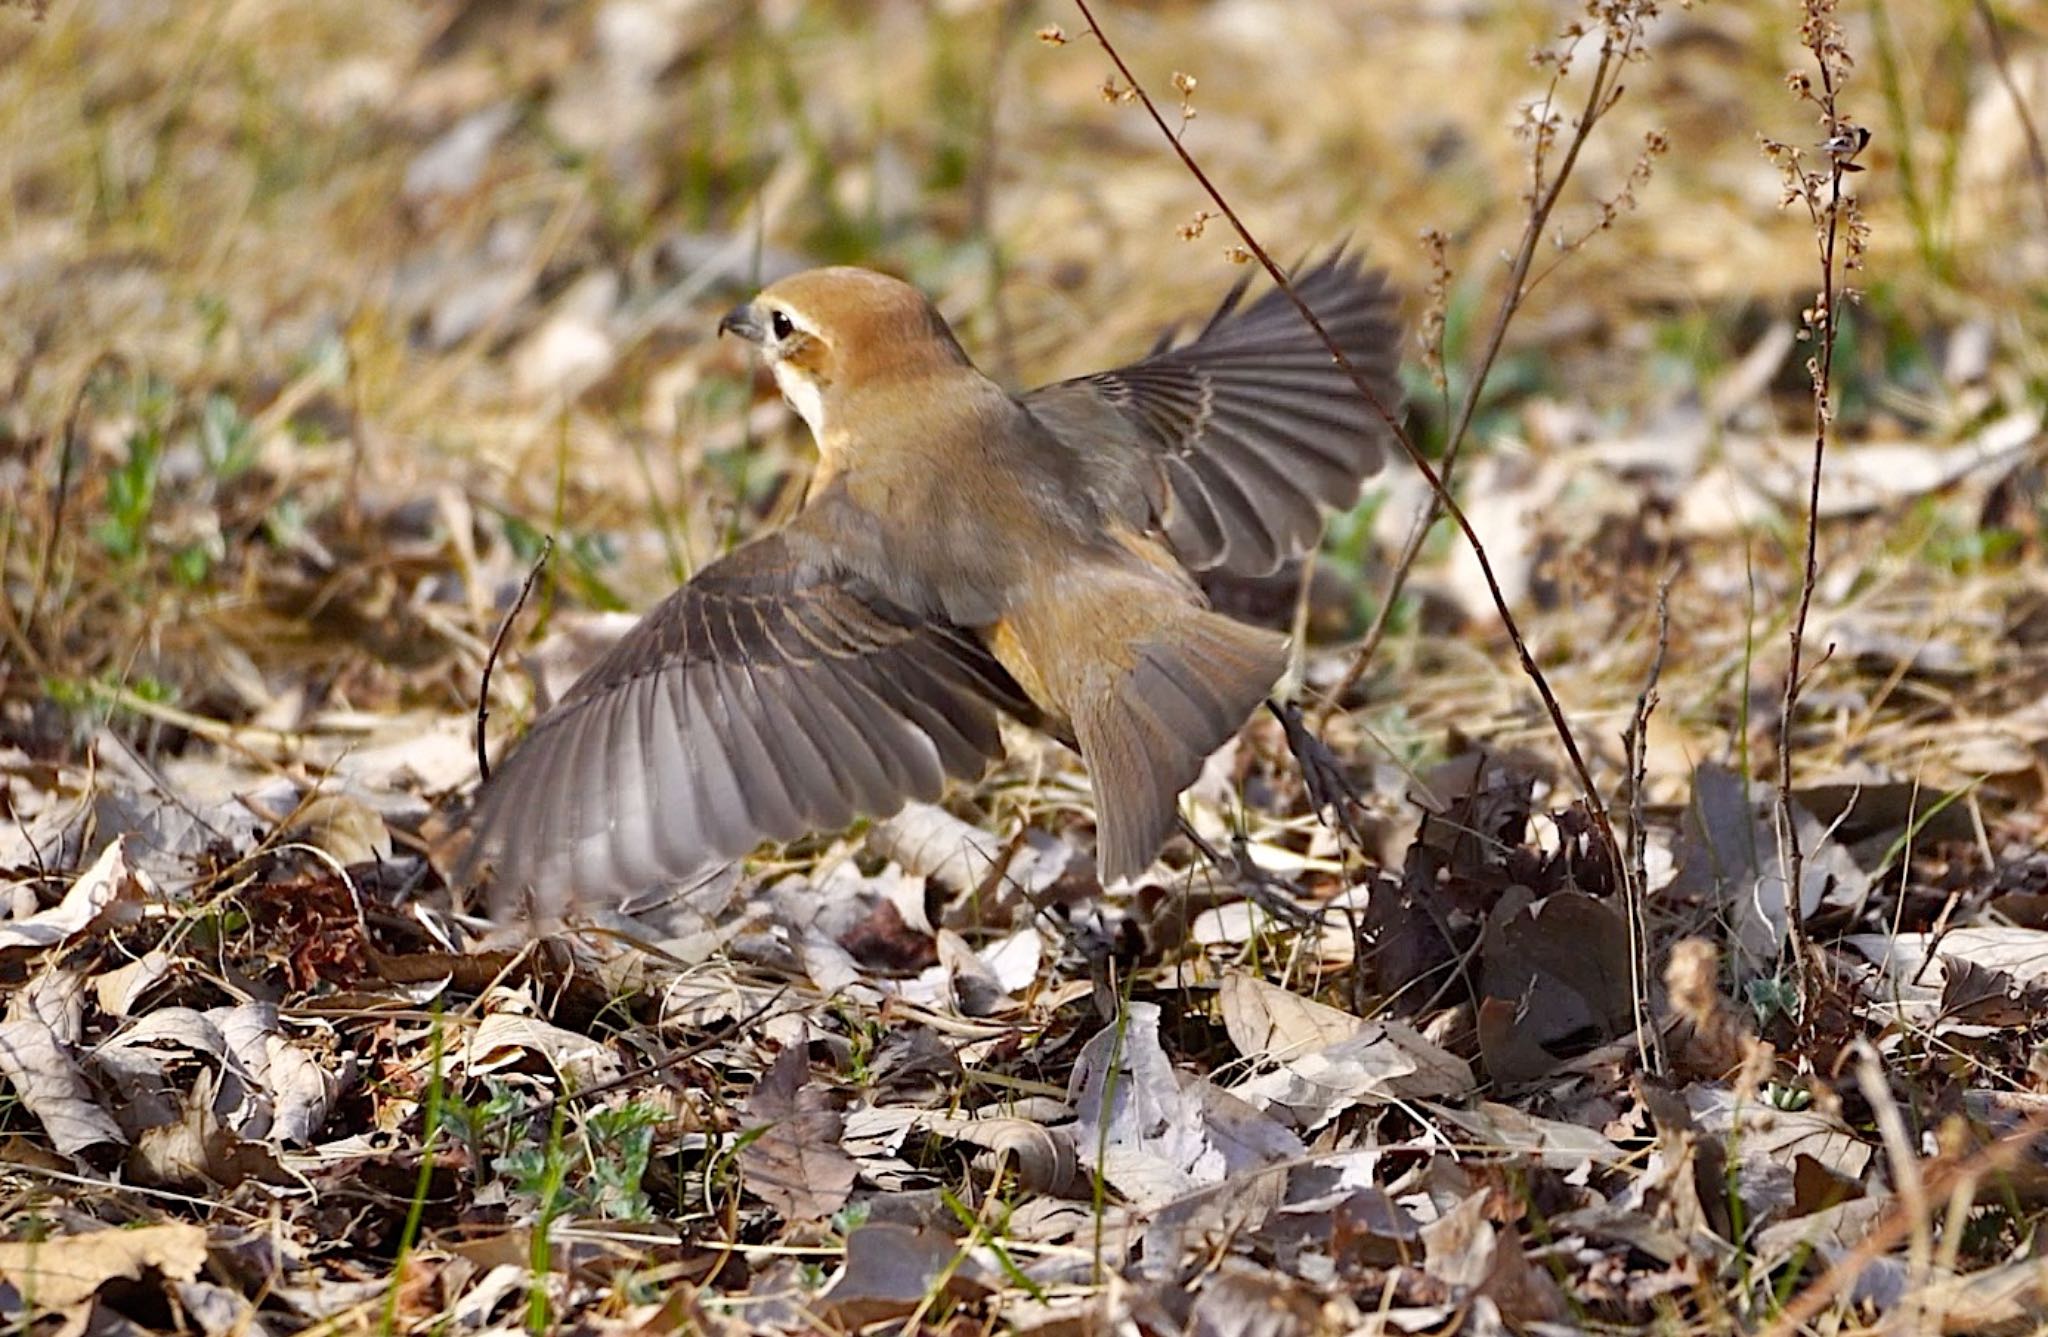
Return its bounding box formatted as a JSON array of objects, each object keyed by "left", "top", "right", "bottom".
[{"left": 717, "top": 303, "right": 765, "bottom": 343}]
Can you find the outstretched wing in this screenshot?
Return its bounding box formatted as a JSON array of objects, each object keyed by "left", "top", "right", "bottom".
[
  {"left": 1024, "top": 250, "right": 1403, "bottom": 578},
  {"left": 465, "top": 531, "right": 1033, "bottom": 918}
]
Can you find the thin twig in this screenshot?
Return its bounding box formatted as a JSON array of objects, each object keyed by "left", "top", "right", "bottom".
[
  {"left": 25, "top": 353, "right": 125, "bottom": 652},
  {"left": 970, "top": 0, "right": 1030, "bottom": 382},
  {"left": 1621, "top": 577, "right": 1673, "bottom": 1076},
  {"left": 1072, "top": 0, "right": 1625, "bottom": 876},
  {"left": 1973, "top": 0, "right": 2048, "bottom": 222},
  {"left": 476, "top": 536, "right": 554, "bottom": 785},
  {"left": 1767, "top": 0, "right": 1866, "bottom": 984},
  {"left": 1325, "top": 18, "right": 1651, "bottom": 717}
]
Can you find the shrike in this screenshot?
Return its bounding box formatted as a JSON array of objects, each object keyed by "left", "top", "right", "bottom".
[{"left": 468, "top": 253, "right": 1401, "bottom": 916}]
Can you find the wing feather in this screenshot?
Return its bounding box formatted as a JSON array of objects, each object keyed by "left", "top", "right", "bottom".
[
  {"left": 1024, "top": 249, "right": 1403, "bottom": 577},
  {"left": 465, "top": 530, "right": 1031, "bottom": 918}
]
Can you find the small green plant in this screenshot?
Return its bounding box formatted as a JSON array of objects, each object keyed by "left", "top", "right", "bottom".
[
  {"left": 93, "top": 417, "right": 165, "bottom": 560},
  {"left": 1762, "top": 1081, "right": 1813, "bottom": 1112},
  {"left": 1746, "top": 974, "right": 1800, "bottom": 1028},
  {"left": 385, "top": 1016, "right": 449, "bottom": 1337},
  {"left": 169, "top": 542, "right": 214, "bottom": 587},
  {"left": 833, "top": 1008, "right": 886, "bottom": 1085},
  {"left": 583, "top": 1102, "right": 664, "bottom": 1221},
  {"left": 441, "top": 1078, "right": 525, "bottom": 1170},
  {"left": 43, "top": 673, "right": 177, "bottom": 738},
  {"left": 829, "top": 1199, "right": 872, "bottom": 1237},
  {"left": 197, "top": 392, "right": 258, "bottom": 481},
  {"left": 484, "top": 1097, "right": 668, "bottom": 1224}
]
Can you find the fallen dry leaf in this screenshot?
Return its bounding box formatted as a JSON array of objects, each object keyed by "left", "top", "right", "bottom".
[
  {"left": 739, "top": 1041, "right": 858, "bottom": 1222},
  {"left": 0, "top": 838, "right": 142, "bottom": 953},
  {"left": 0, "top": 1016, "right": 126, "bottom": 1158},
  {"left": 1223, "top": 974, "right": 1474, "bottom": 1128},
  {"left": 819, "top": 1222, "right": 993, "bottom": 1327},
  {"left": 0, "top": 1222, "right": 207, "bottom": 1313},
  {"left": 1477, "top": 888, "right": 1635, "bottom": 1084}
]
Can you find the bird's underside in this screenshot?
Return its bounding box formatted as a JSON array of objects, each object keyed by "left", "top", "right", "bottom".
[{"left": 465, "top": 251, "right": 1403, "bottom": 919}]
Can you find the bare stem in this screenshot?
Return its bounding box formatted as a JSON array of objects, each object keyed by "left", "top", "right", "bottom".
[
  {"left": 1973, "top": 0, "right": 2048, "bottom": 223},
  {"left": 475, "top": 536, "right": 554, "bottom": 785},
  {"left": 1072, "top": 0, "right": 1624, "bottom": 872},
  {"left": 1326, "top": 21, "right": 1648, "bottom": 717},
  {"left": 1771, "top": 1, "right": 1864, "bottom": 984},
  {"left": 1622, "top": 578, "right": 1673, "bottom": 1076}
]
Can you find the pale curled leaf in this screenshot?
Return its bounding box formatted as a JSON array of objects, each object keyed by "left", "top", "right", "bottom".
[
  {"left": 923, "top": 1113, "right": 1077, "bottom": 1195},
  {"left": 1072, "top": 1003, "right": 1304, "bottom": 1210},
  {"left": 282, "top": 792, "right": 392, "bottom": 865},
  {"left": 93, "top": 949, "right": 173, "bottom": 1017},
  {"left": 6, "top": 967, "right": 87, "bottom": 1043},
  {"left": 211, "top": 1001, "right": 336, "bottom": 1144},
  {"left": 1220, "top": 973, "right": 1368, "bottom": 1058},
  {"left": 1430, "top": 1100, "right": 1626, "bottom": 1170},
  {"left": 1070, "top": 1002, "right": 1208, "bottom": 1209},
  {"left": 868, "top": 801, "right": 1003, "bottom": 890},
  {"left": 0, "top": 838, "right": 141, "bottom": 953},
  {"left": 463, "top": 1012, "right": 622, "bottom": 1088},
  {"left": 1687, "top": 1085, "right": 1872, "bottom": 1182},
  {"left": 0, "top": 1017, "right": 126, "bottom": 1157},
  {"left": 1222, "top": 974, "right": 1473, "bottom": 1129},
  {"left": 1846, "top": 925, "right": 2048, "bottom": 1002},
  {"left": 0, "top": 1223, "right": 207, "bottom": 1312}
]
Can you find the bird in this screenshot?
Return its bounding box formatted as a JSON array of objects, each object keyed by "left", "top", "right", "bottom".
[{"left": 466, "top": 252, "right": 1402, "bottom": 919}]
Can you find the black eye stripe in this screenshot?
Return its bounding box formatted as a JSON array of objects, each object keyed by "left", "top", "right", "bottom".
[{"left": 770, "top": 310, "right": 795, "bottom": 340}]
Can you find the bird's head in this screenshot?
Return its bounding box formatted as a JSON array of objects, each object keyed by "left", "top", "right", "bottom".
[{"left": 719, "top": 267, "right": 972, "bottom": 447}]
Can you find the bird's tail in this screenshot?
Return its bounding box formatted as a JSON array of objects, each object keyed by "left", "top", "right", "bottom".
[{"left": 1068, "top": 606, "right": 1287, "bottom": 884}]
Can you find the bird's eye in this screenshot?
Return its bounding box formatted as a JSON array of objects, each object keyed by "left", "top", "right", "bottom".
[{"left": 769, "top": 310, "right": 795, "bottom": 341}]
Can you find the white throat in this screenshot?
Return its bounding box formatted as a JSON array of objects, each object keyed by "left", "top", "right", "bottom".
[{"left": 770, "top": 362, "right": 828, "bottom": 443}]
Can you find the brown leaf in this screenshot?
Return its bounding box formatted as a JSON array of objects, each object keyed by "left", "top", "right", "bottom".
[
  {"left": 819, "top": 1222, "right": 990, "bottom": 1327},
  {"left": 1186, "top": 1261, "right": 1329, "bottom": 1337},
  {"left": 1476, "top": 888, "right": 1635, "bottom": 1084},
  {"left": 0, "top": 1223, "right": 208, "bottom": 1314},
  {"left": 127, "top": 1069, "right": 293, "bottom": 1191},
  {"left": 1790, "top": 1151, "right": 1865, "bottom": 1217},
  {"left": 1669, "top": 762, "right": 1871, "bottom": 971},
  {"left": 1419, "top": 1191, "right": 1567, "bottom": 1324},
  {"left": 740, "top": 1043, "right": 857, "bottom": 1222},
  {"left": 835, "top": 895, "right": 936, "bottom": 974},
  {"left": 1939, "top": 954, "right": 2046, "bottom": 1027}
]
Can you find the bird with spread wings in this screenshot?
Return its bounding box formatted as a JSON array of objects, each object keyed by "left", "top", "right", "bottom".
[{"left": 466, "top": 253, "right": 1402, "bottom": 918}]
